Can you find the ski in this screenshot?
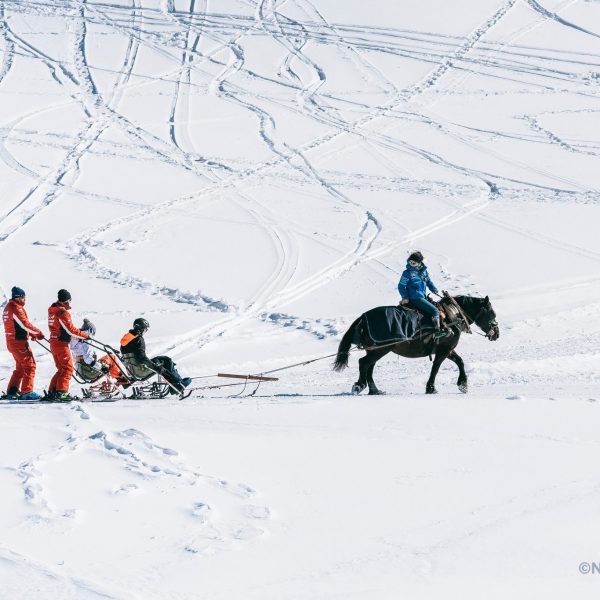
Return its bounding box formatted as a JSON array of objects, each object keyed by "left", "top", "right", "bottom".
[{"left": 0, "top": 396, "right": 119, "bottom": 404}]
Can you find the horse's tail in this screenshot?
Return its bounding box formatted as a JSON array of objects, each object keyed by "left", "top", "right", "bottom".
[{"left": 333, "top": 317, "right": 362, "bottom": 372}]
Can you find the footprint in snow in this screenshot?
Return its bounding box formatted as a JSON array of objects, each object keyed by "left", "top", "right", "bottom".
[
  {"left": 232, "top": 524, "right": 263, "bottom": 541},
  {"left": 119, "top": 428, "right": 179, "bottom": 456},
  {"left": 71, "top": 404, "right": 90, "bottom": 420},
  {"left": 244, "top": 505, "right": 270, "bottom": 519},
  {"left": 112, "top": 483, "right": 140, "bottom": 495},
  {"left": 213, "top": 479, "right": 256, "bottom": 498},
  {"left": 191, "top": 502, "right": 211, "bottom": 523}
]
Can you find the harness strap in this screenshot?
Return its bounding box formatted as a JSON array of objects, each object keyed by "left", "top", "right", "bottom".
[{"left": 442, "top": 292, "right": 472, "bottom": 334}]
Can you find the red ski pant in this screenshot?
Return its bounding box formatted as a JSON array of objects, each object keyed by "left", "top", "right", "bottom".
[
  {"left": 6, "top": 339, "right": 36, "bottom": 395},
  {"left": 49, "top": 341, "right": 73, "bottom": 393}
]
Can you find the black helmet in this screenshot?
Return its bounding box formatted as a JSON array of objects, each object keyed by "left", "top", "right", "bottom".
[
  {"left": 408, "top": 251, "right": 424, "bottom": 264},
  {"left": 58, "top": 289, "right": 72, "bottom": 302},
  {"left": 133, "top": 317, "right": 149, "bottom": 333}
]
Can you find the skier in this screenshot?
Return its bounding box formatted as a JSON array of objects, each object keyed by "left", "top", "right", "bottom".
[
  {"left": 398, "top": 251, "right": 447, "bottom": 339},
  {"left": 2, "top": 286, "right": 45, "bottom": 400},
  {"left": 120, "top": 317, "right": 191, "bottom": 394},
  {"left": 47, "top": 289, "right": 90, "bottom": 400}
]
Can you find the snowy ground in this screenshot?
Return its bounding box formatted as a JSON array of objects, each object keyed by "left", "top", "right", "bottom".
[{"left": 1, "top": 0, "right": 599, "bottom": 597}]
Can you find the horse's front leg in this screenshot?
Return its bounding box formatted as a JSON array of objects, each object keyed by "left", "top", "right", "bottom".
[
  {"left": 426, "top": 351, "right": 449, "bottom": 394},
  {"left": 447, "top": 350, "right": 468, "bottom": 393}
]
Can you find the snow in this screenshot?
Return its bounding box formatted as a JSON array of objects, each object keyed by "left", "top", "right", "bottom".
[{"left": 1, "top": 0, "right": 600, "bottom": 597}]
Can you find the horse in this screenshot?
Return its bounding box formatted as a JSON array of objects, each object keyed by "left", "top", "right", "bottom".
[{"left": 333, "top": 295, "right": 499, "bottom": 395}]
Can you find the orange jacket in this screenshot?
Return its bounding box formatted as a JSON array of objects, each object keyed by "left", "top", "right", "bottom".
[
  {"left": 48, "top": 302, "right": 88, "bottom": 343},
  {"left": 3, "top": 299, "right": 43, "bottom": 342}
]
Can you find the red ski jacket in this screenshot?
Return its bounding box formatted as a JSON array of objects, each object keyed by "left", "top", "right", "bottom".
[
  {"left": 3, "top": 299, "right": 43, "bottom": 342},
  {"left": 48, "top": 302, "right": 88, "bottom": 343}
]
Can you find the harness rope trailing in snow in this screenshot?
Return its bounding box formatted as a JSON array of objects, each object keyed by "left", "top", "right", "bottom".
[
  {"left": 188, "top": 302, "right": 477, "bottom": 394},
  {"left": 187, "top": 336, "right": 425, "bottom": 395}
]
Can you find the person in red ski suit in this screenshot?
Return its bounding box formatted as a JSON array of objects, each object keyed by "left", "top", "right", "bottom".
[
  {"left": 47, "top": 289, "right": 89, "bottom": 398},
  {"left": 2, "top": 286, "right": 45, "bottom": 399}
]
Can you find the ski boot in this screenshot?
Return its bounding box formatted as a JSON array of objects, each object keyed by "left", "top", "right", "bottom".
[
  {"left": 44, "top": 390, "right": 76, "bottom": 402},
  {"left": 20, "top": 392, "right": 42, "bottom": 400}
]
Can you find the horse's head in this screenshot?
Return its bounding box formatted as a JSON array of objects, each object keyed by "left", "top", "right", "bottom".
[
  {"left": 452, "top": 295, "right": 499, "bottom": 341},
  {"left": 472, "top": 295, "right": 499, "bottom": 341}
]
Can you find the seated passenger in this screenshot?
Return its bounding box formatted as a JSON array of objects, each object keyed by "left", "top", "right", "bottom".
[
  {"left": 71, "top": 319, "right": 129, "bottom": 385},
  {"left": 120, "top": 318, "right": 191, "bottom": 394}
]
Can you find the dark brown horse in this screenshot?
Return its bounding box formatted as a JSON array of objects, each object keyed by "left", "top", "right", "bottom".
[{"left": 333, "top": 295, "right": 499, "bottom": 394}]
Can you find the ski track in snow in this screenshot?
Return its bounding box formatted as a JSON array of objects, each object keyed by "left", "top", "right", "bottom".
[
  {"left": 0, "top": 0, "right": 598, "bottom": 356},
  {"left": 0, "top": 1, "right": 597, "bottom": 342}
]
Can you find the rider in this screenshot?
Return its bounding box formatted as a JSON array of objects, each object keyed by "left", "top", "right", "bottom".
[
  {"left": 398, "top": 251, "right": 447, "bottom": 338},
  {"left": 120, "top": 317, "right": 191, "bottom": 394},
  {"left": 2, "top": 286, "right": 45, "bottom": 400}
]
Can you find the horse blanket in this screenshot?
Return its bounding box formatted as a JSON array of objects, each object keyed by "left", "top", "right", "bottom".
[{"left": 360, "top": 306, "right": 427, "bottom": 344}]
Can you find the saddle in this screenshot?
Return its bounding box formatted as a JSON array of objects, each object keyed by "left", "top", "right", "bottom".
[
  {"left": 401, "top": 298, "right": 467, "bottom": 336},
  {"left": 402, "top": 301, "right": 448, "bottom": 322}
]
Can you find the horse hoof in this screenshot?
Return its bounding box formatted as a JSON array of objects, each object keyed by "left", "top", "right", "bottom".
[
  {"left": 426, "top": 387, "right": 438, "bottom": 395},
  {"left": 458, "top": 383, "right": 468, "bottom": 394},
  {"left": 352, "top": 384, "right": 365, "bottom": 395},
  {"left": 369, "top": 389, "right": 386, "bottom": 395}
]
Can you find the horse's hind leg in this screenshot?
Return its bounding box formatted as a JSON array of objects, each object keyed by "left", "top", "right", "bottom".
[
  {"left": 358, "top": 349, "right": 391, "bottom": 395},
  {"left": 352, "top": 353, "right": 369, "bottom": 394},
  {"left": 447, "top": 350, "right": 468, "bottom": 393}
]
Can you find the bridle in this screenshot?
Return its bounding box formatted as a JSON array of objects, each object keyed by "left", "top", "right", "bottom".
[
  {"left": 448, "top": 298, "right": 498, "bottom": 340},
  {"left": 469, "top": 304, "right": 499, "bottom": 340}
]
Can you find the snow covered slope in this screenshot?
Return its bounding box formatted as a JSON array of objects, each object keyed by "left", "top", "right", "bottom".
[{"left": 1, "top": 0, "right": 599, "bottom": 598}]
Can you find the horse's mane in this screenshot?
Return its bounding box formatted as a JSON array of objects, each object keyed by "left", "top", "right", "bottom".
[{"left": 441, "top": 294, "right": 483, "bottom": 306}]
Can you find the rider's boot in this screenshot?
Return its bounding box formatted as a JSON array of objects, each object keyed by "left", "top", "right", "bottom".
[{"left": 432, "top": 316, "right": 448, "bottom": 339}]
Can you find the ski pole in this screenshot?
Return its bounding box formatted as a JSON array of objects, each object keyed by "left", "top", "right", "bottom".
[{"left": 33, "top": 338, "right": 51, "bottom": 353}]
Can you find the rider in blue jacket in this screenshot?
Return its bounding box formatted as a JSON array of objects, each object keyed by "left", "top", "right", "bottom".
[{"left": 398, "top": 251, "right": 447, "bottom": 338}]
